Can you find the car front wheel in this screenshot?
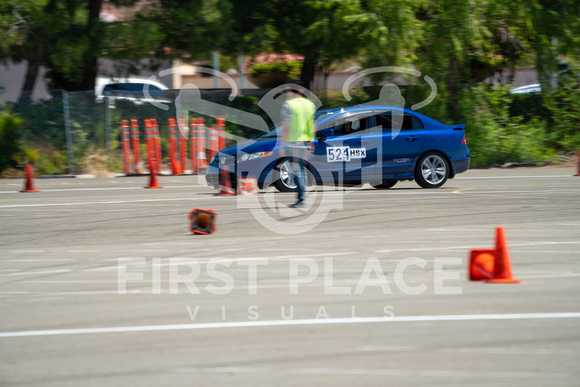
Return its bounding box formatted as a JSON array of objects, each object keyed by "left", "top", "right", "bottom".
[
  {"left": 273, "top": 159, "right": 297, "bottom": 192},
  {"left": 415, "top": 152, "right": 449, "bottom": 188}
]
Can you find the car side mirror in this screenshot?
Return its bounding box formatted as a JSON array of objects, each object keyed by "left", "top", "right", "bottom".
[{"left": 317, "top": 128, "right": 335, "bottom": 139}]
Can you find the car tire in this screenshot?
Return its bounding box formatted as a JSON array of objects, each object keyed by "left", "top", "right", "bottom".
[
  {"left": 415, "top": 152, "right": 449, "bottom": 188},
  {"left": 273, "top": 159, "right": 297, "bottom": 192},
  {"left": 273, "top": 159, "right": 319, "bottom": 192},
  {"left": 371, "top": 180, "right": 398, "bottom": 189}
]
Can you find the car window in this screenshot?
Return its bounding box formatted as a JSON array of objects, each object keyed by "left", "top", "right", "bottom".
[
  {"left": 317, "top": 114, "right": 369, "bottom": 136},
  {"left": 331, "top": 117, "right": 368, "bottom": 136},
  {"left": 103, "top": 83, "right": 165, "bottom": 98},
  {"left": 376, "top": 112, "right": 424, "bottom": 132}
]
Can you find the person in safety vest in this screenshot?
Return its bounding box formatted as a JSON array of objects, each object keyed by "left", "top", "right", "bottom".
[{"left": 279, "top": 81, "right": 316, "bottom": 208}]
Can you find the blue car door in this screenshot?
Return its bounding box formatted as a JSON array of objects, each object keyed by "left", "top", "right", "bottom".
[
  {"left": 311, "top": 116, "right": 379, "bottom": 184},
  {"left": 374, "top": 111, "right": 426, "bottom": 177}
]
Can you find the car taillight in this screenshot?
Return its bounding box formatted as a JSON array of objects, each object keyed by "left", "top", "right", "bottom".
[{"left": 462, "top": 135, "right": 467, "bottom": 145}]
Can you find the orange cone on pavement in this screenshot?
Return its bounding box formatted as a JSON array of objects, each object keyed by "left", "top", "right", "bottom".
[
  {"left": 487, "top": 226, "right": 521, "bottom": 283},
  {"left": 468, "top": 249, "right": 495, "bottom": 281},
  {"left": 171, "top": 158, "right": 183, "bottom": 175},
  {"left": 468, "top": 226, "right": 521, "bottom": 283},
  {"left": 21, "top": 164, "right": 40, "bottom": 193},
  {"left": 145, "top": 157, "right": 163, "bottom": 189},
  {"left": 237, "top": 178, "right": 258, "bottom": 196},
  {"left": 216, "top": 167, "right": 236, "bottom": 196},
  {"left": 189, "top": 208, "right": 217, "bottom": 235}
]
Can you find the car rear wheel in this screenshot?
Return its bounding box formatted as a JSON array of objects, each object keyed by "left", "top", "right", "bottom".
[
  {"left": 371, "top": 180, "right": 398, "bottom": 189},
  {"left": 415, "top": 152, "right": 449, "bottom": 188}
]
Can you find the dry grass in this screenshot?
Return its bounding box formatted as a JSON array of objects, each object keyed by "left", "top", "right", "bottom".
[{"left": 82, "top": 150, "right": 116, "bottom": 177}]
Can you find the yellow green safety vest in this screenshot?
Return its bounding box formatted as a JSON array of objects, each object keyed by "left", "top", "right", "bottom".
[{"left": 286, "top": 97, "right": 315, "bottom": 142}]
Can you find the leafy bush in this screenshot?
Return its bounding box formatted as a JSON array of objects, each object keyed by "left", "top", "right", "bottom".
[
  {"left": 0, "top": 111, "right": 24, "bottom": 172},
  {"left": 544, "top": 78, "right": 580, "bottom": 151},
  {"left": 244, "top": 54, "right": 304, "bottom": 77},
  {"left": 34, "top": 145, "right": 67, "bottom": 175},
  {"left": 320, "top": 88, "right": 370, "bottom": 109},
  {"left": 459, "top": 86, "right": 556, "bottom": 166}
]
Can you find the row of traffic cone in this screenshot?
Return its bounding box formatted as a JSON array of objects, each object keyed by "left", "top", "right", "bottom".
[
  {"left": 18, "top": 162, "right": 164, "bottom": 192},
  {"left": 19, "top": 162, "right": 257, "bottom": 195}
]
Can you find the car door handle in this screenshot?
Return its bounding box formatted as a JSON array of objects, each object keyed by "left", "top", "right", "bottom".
[{"left": 406, "top": 135, "right": 420, "bottom": 142}]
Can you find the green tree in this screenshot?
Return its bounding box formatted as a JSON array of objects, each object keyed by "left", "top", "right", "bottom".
[
  {"left": 222, "top": 0, "right": 374, "bottom": 88},
  {"left": 297, "top": 0, "right": 372, "bottom": 89},
  {"left": 0, "top": 111, "right": 23, "bottom": 171},
  {"left": 134, "top": 0, "right": 232, "bottom": 61},
  {"left": 522, "top": 0, "right": 580, "bottom": 92},
  {"left": 1, "top": 0, "right": 54, "bottom": 106}
]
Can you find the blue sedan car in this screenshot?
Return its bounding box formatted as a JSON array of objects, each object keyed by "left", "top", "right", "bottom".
[{"left": 206, "top": 105, "right": 470, "bottom": 191}]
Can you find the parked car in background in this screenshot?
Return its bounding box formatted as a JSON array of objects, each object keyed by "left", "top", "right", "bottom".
[
  {"left": 95, "top": 77, "right": 170, "bottom": 105},
  {"left": 508, "top": 84, "right": 542, "bottom": 95}
]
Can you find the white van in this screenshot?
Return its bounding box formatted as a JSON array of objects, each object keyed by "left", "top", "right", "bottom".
[{"left": 95, "top": 77, "right": 170, "bottom": 105}]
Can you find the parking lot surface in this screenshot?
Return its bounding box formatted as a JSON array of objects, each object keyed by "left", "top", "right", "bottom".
[{"left": 1, "top": 167, "right": 579, "bottom": 386}]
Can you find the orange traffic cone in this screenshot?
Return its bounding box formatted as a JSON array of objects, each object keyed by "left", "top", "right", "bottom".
[
  {"left": 171, "top": 159, "right": 183, "bottom": 175},
  {"left": 216, "top": 167, "right": 236, "bottom": 196},
  {"left": 145, "top": 157, "right": 163, "bottom": 189},
  {"left": 237, "top": 178, "right": 258, "bottom": 196},
  {"left": 189, "top": 208, "right": 217, "bottom": 235},
  {"left": 468, "top": 249, "right": 495, "bottom": 281},
  {"left": 487, "top": 226, "right": 521, "bottom": 283},
  {"left": 21, "top": 164, "right": 40, "bottom": 193},
  {"left": 468, "top": 226, "right": 521, "bottom": 283}
]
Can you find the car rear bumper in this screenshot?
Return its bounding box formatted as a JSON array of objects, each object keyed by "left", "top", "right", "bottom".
[{"left": 451, "top": 157, "right": 470, "bottom": 174}]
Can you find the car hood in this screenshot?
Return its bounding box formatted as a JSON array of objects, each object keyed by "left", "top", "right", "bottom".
[{"left": 219, "top": 137, "right": 278, "bottom": 157}]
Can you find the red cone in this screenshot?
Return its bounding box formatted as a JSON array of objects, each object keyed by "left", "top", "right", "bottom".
[
  {"left": 468, "top": 227, "right": 521, "bottom": 283},
  {"left": 237, "top": 178, "right": 258, "bottom": 196},
  {"left": 487, "top": 227, "right": 521, "bottom": 283},
  {"left": 216, "top": 167, "right": 236, "bottom": 196},
  {"left": 145, "top": 158, "right": 163, "bottom": 189},
  {"left": 171, "top": 159, "right": 183, "bottom": 175},
  {"left": 468, "top": 249, "right": 495, "bottom": 281},
  {"left": 21, "top": 164, "right": 40, "bottom": 193}
]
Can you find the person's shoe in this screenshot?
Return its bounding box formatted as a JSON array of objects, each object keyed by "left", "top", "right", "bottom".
[{"left": 288, "top": 200, "right": 304, "bottom": 208}]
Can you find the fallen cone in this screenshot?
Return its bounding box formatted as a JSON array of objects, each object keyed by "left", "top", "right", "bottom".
[
  {"left": 189, "top": 208, "right": 217, "bottom": 235},
  {"left": 468, "top": 226, "right": 521, "bottom": 283}
]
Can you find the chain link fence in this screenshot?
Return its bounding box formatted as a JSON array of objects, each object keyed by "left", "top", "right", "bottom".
[
  {"left": 9, "top": 91, "right": 188, "bottom": 176},
  {"left": 6, "top": 89, "right": 276, "bottom": 177},
  {"left": 5, "top": 86, "right": 382, "bottom": 177}
]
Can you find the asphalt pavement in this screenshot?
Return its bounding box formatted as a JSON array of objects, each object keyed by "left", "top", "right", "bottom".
[{"left": 0, "top": 167, "right": 579, "bottom": 386}]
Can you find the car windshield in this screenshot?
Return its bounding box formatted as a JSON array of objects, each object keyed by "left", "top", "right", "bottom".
[
  {"left": 254, "top": 109, "right": 344, "bottom": 139},
  {"left": 253, "top": 107, "right": 400, "bottom": 139},
  {"left": 254, "top": 125, "right": 283, "bottom": 138}
]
